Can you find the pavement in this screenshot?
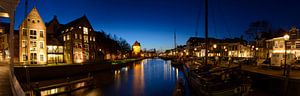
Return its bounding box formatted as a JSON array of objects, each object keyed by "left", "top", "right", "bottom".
[
  {"left": 241, "top": 65, "right": 300, "bottom": 80},
  {"left": 0, "top": 62, "right": 11, "bottom": 96}
]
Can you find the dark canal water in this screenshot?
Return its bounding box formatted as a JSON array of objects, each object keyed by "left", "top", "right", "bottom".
[{"left": 81, "top": 59, "right": 191, "bottom": 96}]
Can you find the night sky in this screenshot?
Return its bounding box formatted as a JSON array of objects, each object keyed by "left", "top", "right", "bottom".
[{"left": 14, "top": 0, "right": 300, "bottom": 51}]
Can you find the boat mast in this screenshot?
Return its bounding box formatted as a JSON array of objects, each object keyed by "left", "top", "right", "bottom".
[
  {"left": 174, "top": 29, "right": 177, "bottom": 56},
  {"left": 204, "top": 0, "right": 208, "bottom": 65}
]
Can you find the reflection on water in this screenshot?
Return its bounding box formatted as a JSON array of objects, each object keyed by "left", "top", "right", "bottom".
[
  {"left": 33, "top": 59, "right": 189, "bottom": 96},
  {"left": 87, "top": 58, "right": 190, "bottom": 96}
]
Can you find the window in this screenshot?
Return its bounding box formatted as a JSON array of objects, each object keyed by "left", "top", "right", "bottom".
[
  {"left": 40, "top": 30, "right": 44, "bottom": 37},
  {"left": 84, "top": 36, "right": 88, "bottom": 42},
  {"left": 93, "top": 37, "right": 95, "bottom": 41},
  {"left": 40, "top": 42, "right": 44, "bottom": 48},
  {"left": 275, "top": 41, "right": 278, "bottom": 48},
  {"left": 75, "top": 34, "right": 77, "bottom": 39},
  {"left": 67, "top": 35, "right": 70, "bottom": 40},
  {"left": 30, "top": 30, "right": 37, "bottom": 39},
  {"left": 23, "top": 54, "right": 27, "bottom": 61},
  {"left": 30, "top": 41, "right": 37, "bottom": 51},
  {"left": 0, "top": 28, "right": 3, "bottom": 33},
  {"left": 63, "top": 35, "right": 66, "bottom": 41},
  {"left": 22, "top": 41, "right": 26, "bottom": 48},
  {"left": 83, "top": 27, "right": 88, "bottom": 34},
  {"left": 40, "top": 54, "right": 44, "bottom": 61},
  {"left": 279, "top": 41, "right": 284, "bottom": 48},
  {"left": 30, "top": 53, "right": 37, "bottom": 60},
  {"left": 23, "top": 29, "right": 27, "bottom": 36},
  {"left": 79, "top": 34, "right": 82, "bottom": 39}
]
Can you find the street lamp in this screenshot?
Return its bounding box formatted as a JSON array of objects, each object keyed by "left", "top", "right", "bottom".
[
  {"left": 213, "top": 44, "right": 217, "bottom": 49},
  {"left": 283, "top": 34, "right": 290, "bottom": 76}
]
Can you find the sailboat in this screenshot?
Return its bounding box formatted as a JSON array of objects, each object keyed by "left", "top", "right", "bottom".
[{"left": 186, "top": 0, "right": 249, "bottom": 96}]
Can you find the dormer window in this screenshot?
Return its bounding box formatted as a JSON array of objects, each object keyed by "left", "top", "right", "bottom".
[
  {"left": 37, "top": 20, "right": 40, "bottom": 23},
  {"left": 32, "top": 20, "right": 35, "bottom": 23}
]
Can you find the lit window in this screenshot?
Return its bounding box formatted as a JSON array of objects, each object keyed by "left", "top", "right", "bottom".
[
  {"left": 83, "top": 27, "right": 88, "bottom": 34},
  {"left": 84, "top": 36, "right": 88, "bottom": 42},
  {"left": 90, "top": 37, "right": 92, "bottom": 41},
  {"left": 40, "top": 30, "right": 44, "bottom": 38},
  {"left": 67, "top": 35, "right": 70, "bottom": 40},
  {"left": 0, "top": 28, "right": 3, "bottom": 33},
  {"left": 93, "top": 37, "right": 95, "bottom": 41},
  {"left": 40, "top": 54, "right": 44, "bottom": 61},
  {"left": 75, "top": 34, "right": 77, "bottom": 39},
  {"left": 79, "top": 34, "right": 82, "bottom": 39},
  {"left": 71, "top": 27, "right": 73, "bottom": 30},
  {"left": 40, "top": 42, "right": 44, "bottom": 48},
  {"left": 66, "top": 29, "right": 69, "bottom": 32},
  {"left": 63, "top": 35, "right": 66, "bottom": 41}
]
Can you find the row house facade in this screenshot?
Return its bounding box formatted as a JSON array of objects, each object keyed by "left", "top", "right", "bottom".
[
  {"left": 60, "top": 15, "right": 97, "bottom": 64},
  {"left": 16, "top": 7, "right": 100, "bottom": 64},
  {"left": 46, "top": 16, "right": 64, "bottom": 64},
  {"left": 19, "top": 7, "right": 47, "bottom": 64},
  {"left": 185, "top": 37, "right": 252, "bottom": 58},
  {"left": 266, "top": 27, "right": 300, "bottom": 66}
]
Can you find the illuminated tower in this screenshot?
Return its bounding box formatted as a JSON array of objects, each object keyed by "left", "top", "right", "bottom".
[
  {"left": 132, "top": 41, "right": 141, "bottom": 56},
  {"left": 19, "top": 7, "right": 47, "bottom": 64}
]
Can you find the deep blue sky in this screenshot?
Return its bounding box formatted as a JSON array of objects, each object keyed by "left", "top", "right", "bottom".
[{"left": 14, "top": 0, "right": 300, "bottom": 51}]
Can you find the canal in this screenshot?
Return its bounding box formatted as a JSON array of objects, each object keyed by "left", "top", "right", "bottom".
[{"left": 80, "top": 58, "right": 191, "bottom": 96}]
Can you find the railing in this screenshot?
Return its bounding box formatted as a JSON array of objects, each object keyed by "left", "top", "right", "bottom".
[{"left": 9, "top": 69, "right": 26, "bottom": 96}]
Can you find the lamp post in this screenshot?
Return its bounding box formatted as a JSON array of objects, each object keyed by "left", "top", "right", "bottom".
[
  {"left": 283, "top": 34, "right": 290, "bottom": 96},
  {"left": 283, "top": 34, "right": 290, "bottom": 76}
]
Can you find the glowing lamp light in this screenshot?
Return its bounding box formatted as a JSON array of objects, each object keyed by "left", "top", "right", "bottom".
[
  {"left": 284, "top": 34, "right": 290, "bottom": 41},
  {"left": 213, "top": 44, "right": 217, "bottom": 49},
  {"left": 255, "top": 48, "right": 258, "bottom": 50}
]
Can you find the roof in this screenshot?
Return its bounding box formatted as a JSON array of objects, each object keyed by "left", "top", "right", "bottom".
[
  {"left": 133, "top": 41, "right": 141, "bottom": 46},
  {"left": 64, "top": 15, "right": 91, "bottom": 28},
  {"left": 46, "top": 15, "right": 59, "bottom": 27}
]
